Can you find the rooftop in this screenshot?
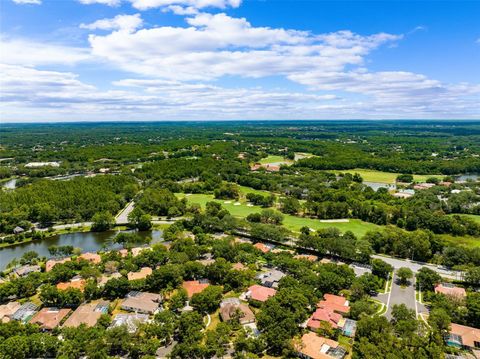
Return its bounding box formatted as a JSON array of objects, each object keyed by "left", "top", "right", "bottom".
[
  {"left": 182, "top": 280, "right": 210, "bottom": 298},
  {"left": 57, "top": 277, "right": 86, "bottom": 291},
  {"left": 29, "top": 308, "right": 71, "bottom": 330},
  {"left": 79, "top": 252, "right": 101, "bottom": 264},
  {"left": 246, "top": 284, "right": 276, "bottom": 302},
  {"left": 121, "top": 291, "right": 162, "bottom": 314},
  {"left": 46, "top": 258, "right": 71, "bottom": 272},
  {"left": 62, "top": 301, "right": 109, "bottom": 328},
  {"left": 449, "top": 323, "right": 480, "bottom": 349},
  {"left": 220, "top": 303, "right": 255, "bottom": 324},
  {"left": 295, "top": 332, "right": 344, "bottom": 359},
  {"left": 127, "top": 267, "right": 152, "bottom": 281},
  {"left": 0, "top": 302, "right": 21, "bottom": 323},
  {"left": 435, "top": 283, "right": 467, "bottom": 298}
]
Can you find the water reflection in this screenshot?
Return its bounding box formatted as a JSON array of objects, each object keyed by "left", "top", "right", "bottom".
[{"left": 0, "top": 229, "right": 163, "bottom": 270}]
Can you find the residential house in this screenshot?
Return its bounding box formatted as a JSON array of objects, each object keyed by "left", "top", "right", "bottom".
[
  {"left": 97, "top": 272, "right": 123, "bottom": 287},
  {"left": 29, "top": 308, "right": 71, "bottom": 330},
  {"left": 434, "top": 283, "right": 467, "bottom": 299},
  {"left": 10, "top": 302, "right": 37, "bottom": 323},
  {"left": 244, "top": 284, "right": 276, "bottom": 303},
  {"left": 219, "top": 298, "right": 255, "bottom": 325},
  {"left": 46, "top": 258, "right": 71, "bottom": 272},
  {"left": 78, "top": 252, "right": 101, "bottom": 264},
  {"left": 182, "top": 280, "right": 210, "bottom": 298},
  {"left": 57, "top": 276, "right": 86, "bottom": 291},
  {"left": 127, "top": 267, "right": 152, "bottom": 281},
  {"left": 232, "top": 262, "right": 247, "bottom": 271},
  {"left": 294, "top": 254, "right": 318, "bottom": 262},
  {"left": 446, "top": 323, "right": 480, "bottom": 350},
  {"left": 110, "top": 313, "right": 149, "bottom": 333},
  {"left": 294, "top": 332, "right": 346, "bottom": 359},
  {"left": 307, "top": 294, "right": 350, "bottom": 332},
  {"left": 254, "top": 242, "right": 274, "bottom": 253},
  {"left": 414, "top": 183, "right": 435, "bottom": 190},
  {"left": 13, "top": 264, "right": 41, "bottom": 277},
  {"left": 256, "top": 269, "right": 286, "bottom": 289},
  {"left": 121, "top": 291, "right": 162, "bottom": 315},
  {"left": 63, "top": 301, "right": 110, "bottom": 328},
  {"left": 0, "top": 302, "right": 21, "bottom": 323}
]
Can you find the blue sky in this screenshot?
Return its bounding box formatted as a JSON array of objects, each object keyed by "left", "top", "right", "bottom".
[{"left": 1, "top": 0, "right": 479, "bottom": 121}]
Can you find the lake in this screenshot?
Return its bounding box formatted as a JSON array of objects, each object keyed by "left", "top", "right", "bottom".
[{"left": 0, "top": 229, "right": 163, "bottom": 270}]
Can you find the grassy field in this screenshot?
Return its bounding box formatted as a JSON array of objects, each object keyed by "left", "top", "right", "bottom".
[
  {"left": 439, "top": 234, "right": 480, "bottom": 248},
  {"left": 341, "top": 168, "right": 443, "bottom": 184},
  {"left": 257, "top": 155, "right": 293, "bottom": 165},
  {"left": 460, "top": 214, "right": 480, "bottom": 224},
  {"left": 177, "top": 193, "right": 380, "bottom": 237}
]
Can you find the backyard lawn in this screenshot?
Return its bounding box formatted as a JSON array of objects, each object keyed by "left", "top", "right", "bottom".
[
  {"left": 176, "top": 193, "right": 380, "bottom": 238},
  {"left": 341, "top": 168, "right": 443, "bottom": 184}
]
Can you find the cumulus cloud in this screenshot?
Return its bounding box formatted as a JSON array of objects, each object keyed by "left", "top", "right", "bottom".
[
  {"left": 2, "top": 7, "right": 479, "bottom": 120},
  {"left": 12, "top": 0, "right": 41, "bottom": 4},
  {"left": 0, "top": 37, "right": 91, "bottom": 66},
  {"left": 80, "top": 14, "right": 143, "bottom": 32},
  {"left": 86, "top": 13, "right": 399, "bottom": 81}
]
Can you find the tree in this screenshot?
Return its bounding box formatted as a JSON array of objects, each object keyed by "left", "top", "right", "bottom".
[
  {"left": 371, "top": 259, "right": 393, "bottom": 280},
  {"left": 397, "top": 267, "right": 413, "bottom": 285},
  {"left": 191, "top": 285, "right": 223, "bottom": 313},
  {"left": 128, "top": 207, "right": 152, "bottom": 231},
  {"left": 464, "top": 267, "right": 480, "bottom": 287},
  {"left": 91, "top": 212, "right": 114, "bottom": 232},
  {"left": 279, "top": 197, "right": 301, "bottom": 215},
  {"left": 396, "top": 174, "right": 414, "bottom": 183},
  {"left": 416, "top": 267, "right": 441, "bottom": 292},
  {"left": 428, "top": 308, "right": 451, "bottom": 334}
]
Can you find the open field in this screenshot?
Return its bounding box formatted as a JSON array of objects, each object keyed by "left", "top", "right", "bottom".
[
  {"left": 439, "top": 234, "right": 480, "bottom": 248},
  {"left": 342, "top": 168, "right": 443, "bottom": 184},
  {"left": 257, "top": 155, "right": 293, "bottom": 165},
  {"left": 177, "top": 193, "right": 380, "bottom": 237}
]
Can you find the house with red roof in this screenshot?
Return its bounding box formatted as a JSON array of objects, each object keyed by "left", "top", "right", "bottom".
[
  {"left": 244, "top": 284, "right": 276, "bottom": 302},
  {"left": 434, "top": 283, "right": 466, "bottom": 299},
  {"left": 182, "top": 280, "right": 210, "bottom": 298},
  {"left": 307, "top": 294, "right": 350, "bottom": 331}
]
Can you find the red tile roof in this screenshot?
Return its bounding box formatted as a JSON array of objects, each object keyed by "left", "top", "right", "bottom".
[
  {"left": 247, "top": 284, "right": 276, "bottom": 302},
  {"left": 182, "top": 280, "right": 210, "bottom": 298},
  {"left": 450, "top": 323, "right": 480, "bottom": 348},
  {"left": 254, "top": 243, "right": 271, "bottom": 253},
  {"left": 307, "top": 308, "right": 343, "bottom": 329},
  {"left": 294, "top": 332, "right": 340, "bottom": 359},
  {"left": 318, "top": 294, "right": 350, "bottom": 314},
  {"left": 434, "top": 284, "right": 466, "bottom": 298}
]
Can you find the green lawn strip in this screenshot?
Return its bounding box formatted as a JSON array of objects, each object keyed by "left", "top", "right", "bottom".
[
  {"left": 438, "top": 233, "right": 480, "bottom": 248},
  {"left": 237, "top": 185, "right": 275, "bottom": 197},
  {"left": 340, "top": 168, "right": 443, "bottom": 184},
  {"left": 176, "top": 193, "right": 381, "bottom": 237}
]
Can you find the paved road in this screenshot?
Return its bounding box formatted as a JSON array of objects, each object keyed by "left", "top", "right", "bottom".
[
  {"left": 384, "top": 273, "right": 416, "bottom": 319},
  {"left": 372, "top": 254, "right": 464, "bottom": 280},
  {"left": 115, "top": 201, "right": 135, "bottom": 225}
]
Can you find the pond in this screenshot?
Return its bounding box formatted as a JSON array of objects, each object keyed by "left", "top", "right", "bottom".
[{"left": 0, "top": 229, "right": 163, "bottom": 270}]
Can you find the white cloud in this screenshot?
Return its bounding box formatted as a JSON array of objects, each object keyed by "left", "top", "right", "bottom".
[
  {"left": 86, "top": 13, "right": 399, "bottom": 81},
  {"left": 78, "top": 0, "right": 121, "bottom": 6},
  {"left": 12, "top": 0, "right": 41, "bottom": 4},
  {"left": 128, "top": 0, "right": 241, "bottom": 10},
  {"left": 0, "top": 37, "right": 91, "bottom": 66},
  {"left": 80, "top": 14, "right": 143, "bottom": 33},
  {"left": 163, "top": 5, "right": 199, "bottom": 15}
]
